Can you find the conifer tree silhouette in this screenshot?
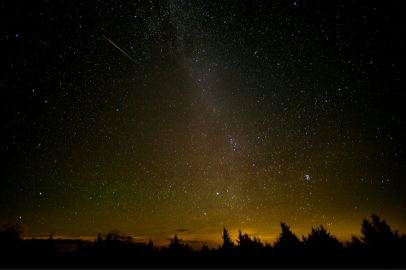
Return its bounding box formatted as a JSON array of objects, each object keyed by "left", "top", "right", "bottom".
[
  {"left": 301, "top": 225, "right": 343, "bottom": 267},
  {"left": 221, "top": 227, "right": 234, "bottom": 250},
  {"left": 274, "top": 222, "right": 303, "bottom": 252},
  {"left": 236, "top": 230, "right": 246, "bottom": 249},
  {"left": 173, "top": 234, "right": 179, "bottom": 246},
  {"left": 201, "top": 243, "right": 209, "bottom": 252},
  {"left": 147, "top": 238, "right": 154, "bottom": 251},
  {"left": 236, "top": 230, "right": 263, "bottom": 250},
  {"left": 2, "top": 216, "right": 406, "bottom": 269},
  {"left": 358, "top": 214, "right": 406, "bottom": 268},
  {"left": 169, "top": 234, "right": 183, "bottom": 252},
  {"left": 105, "top": 232, "right": 113, "bottom": 242},
  {"left": 302, "top": 225, "right": 342, "bottom": 251},
  {"left": 346, "top": 235, "right": 364, "bottom": 250},
  {"left": 361, "top": 214, "right": 398, "bottom": 249},
  {"left": 95, "top": 233, "right": 102, "bottom": 244}
]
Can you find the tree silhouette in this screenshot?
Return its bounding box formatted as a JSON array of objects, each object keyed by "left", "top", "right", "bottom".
[
  {"left": 168, "top": 234, "right": 190, "bottom": 253},
  {"left": 236, "top": 230, "right": 246, "bottom": 248},
  {"left": 105, "top": 232, "right": 113, "bottom": 242},
  {"left": 173, "top": 234, "right": 180, "bottom": 246},
  {"left": 236, "top": 230, "right": 263, "bottom": 250},
  {"left": 346, "top": 235, "right": 364, "bottom": 250},
  {"left": 356, "top": 214, "right": 406, "bottom": 268},
  {"left": 273, "top": 222, "right": 303, "bottom": 252},
  {"left": 301, "top": 225, "right": 343, "bottom": 267},
  {"left": 0, "top": 224, "right": 23, "bottom": 243},
  {"left": 361, "top": 214, "right": 398, "bottom": 249},
  {"left": 169, "top": 234, "right": 179, "bottom": 250},
  {"left": 1, "top": 217, "right": 406, "bottom": 268},
  {"left": 45, "top": 231, "right": 60, "bottom": 254},
  {"left": 221, "top": 227, "right": 234, "bottom": 250},
  {"left": 201, "top": 243, "right": 209, "bottom": 252},
  {"left": 147, "top": 238, "right": 154, "bottom": 251},
  {"left": 0, "top": 224, "right": 23, "bottom": 260},
  {"left": 302, "top": 225, "right": 342, "bottom": 251},
  {"left": 96, "top": 233, "right": 102, "bottom": 244}
]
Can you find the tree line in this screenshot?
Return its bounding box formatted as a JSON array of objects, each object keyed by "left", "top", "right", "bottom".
[{"left": 0, "top": 214, "right": 405, "bottom": 268}]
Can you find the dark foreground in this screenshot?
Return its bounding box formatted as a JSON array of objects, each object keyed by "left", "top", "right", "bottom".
[{"left": 1, "top": 244, "right": 405, "bottom": 269}]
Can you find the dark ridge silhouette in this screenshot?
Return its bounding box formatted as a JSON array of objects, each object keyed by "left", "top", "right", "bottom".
[{"left": 0, "top": 214, "right": 405, "bottom": 268}]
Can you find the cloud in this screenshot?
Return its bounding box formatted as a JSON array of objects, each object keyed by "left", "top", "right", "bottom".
[
  {"left": 106, "top": 229, "right": 134, "bottom": 242},
  {"left": 132, "top": 237, "right": 150, "bottom": 243},
  {"left": 173, "top": 229, "right": 189, "bottom": 233}
]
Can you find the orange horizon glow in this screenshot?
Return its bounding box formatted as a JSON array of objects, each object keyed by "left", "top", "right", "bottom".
[{"left": 19, "top": 222, "right": 382, "bottom": 250}]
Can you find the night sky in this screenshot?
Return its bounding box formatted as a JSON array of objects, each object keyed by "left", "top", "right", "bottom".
[{"left": 2, "top": 1, "right": 405, "bottom": 249}]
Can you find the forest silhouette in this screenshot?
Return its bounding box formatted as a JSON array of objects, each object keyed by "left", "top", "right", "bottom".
[{"left": 1, "top": 214, "right": 405, "bottom": 268}]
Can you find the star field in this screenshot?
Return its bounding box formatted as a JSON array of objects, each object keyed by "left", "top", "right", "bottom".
[{"left": 1, "top": 1, "right": 405, "bottom": 248}]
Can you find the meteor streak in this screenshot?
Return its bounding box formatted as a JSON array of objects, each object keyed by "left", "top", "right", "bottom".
[{"left": 103, "top": 35, "right": 138, "bottom": 64}]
